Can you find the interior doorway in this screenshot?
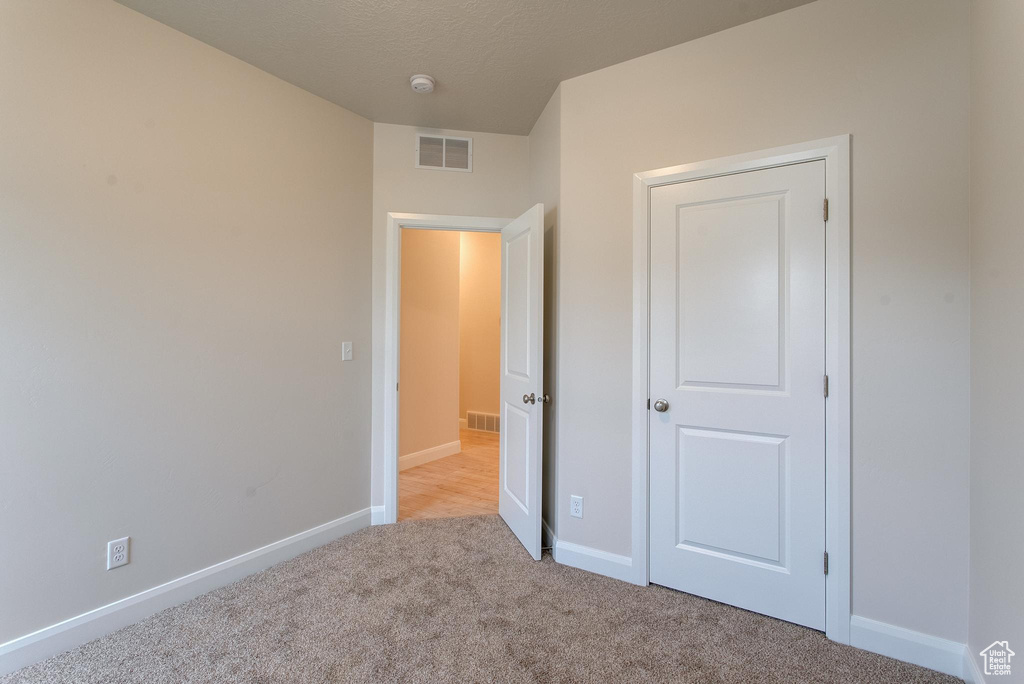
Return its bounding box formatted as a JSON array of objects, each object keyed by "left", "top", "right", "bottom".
[
  {"left": 381, "top": 207, "right": 546, "bottom": 559},
  {"left": 397, "top": 228, "right": 502, "bottom": 521}
]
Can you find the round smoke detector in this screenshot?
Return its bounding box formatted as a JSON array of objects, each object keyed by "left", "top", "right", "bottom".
[{"left": 410, "top": 74, "right": 435, "bottom": 94}]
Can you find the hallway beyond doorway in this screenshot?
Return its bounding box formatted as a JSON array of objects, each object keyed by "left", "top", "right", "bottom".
[{"left": 399, "top": 429, "right": 499, "bottom": 521}]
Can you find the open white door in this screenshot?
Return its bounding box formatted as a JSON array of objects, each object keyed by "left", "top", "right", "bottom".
[{"left": 499, "top": 203, "right": 544, "bottom": 560}]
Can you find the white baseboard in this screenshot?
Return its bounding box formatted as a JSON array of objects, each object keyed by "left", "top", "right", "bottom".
[
  {"left": 543, "top": 531, "right": 970, "bottom": 679},
  {"left": 963, "top": 644, "right": 986, "bottom": 684},
  {"left": 541, "top": 519, "right": 555, "bottom": 549},
  {"left": 370, "top": 505, "right": 387, "bottom": 525},
  {"left": 0, "top": 507, "right": 371, "bottom": 677},
  {"left": 552, "top": 538, "right": 635, "bottom": 584},
  {"left": 849, "top": 615, "right": 968, "bottom": 678},
  {"left": 398, "top": 440, "right": 460, "bottom": 471},
  {"left": 544, "top": 525, "right": 976, "bottom": 680}
]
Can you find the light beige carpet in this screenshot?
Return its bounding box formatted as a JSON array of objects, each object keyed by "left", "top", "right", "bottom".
[{"left": 3, "top": 516, "right": 959, "bottom": 683}]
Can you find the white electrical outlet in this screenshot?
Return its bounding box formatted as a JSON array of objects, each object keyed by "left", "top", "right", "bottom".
[
  {"left": 570, "top": 495, "right": 584, "bottom": 518},
  {"left": 107, "top": 537, "right": 130, "bottom": 570},
  {"left": 341, "top": 341, "right": 353, "bottom": 361}
]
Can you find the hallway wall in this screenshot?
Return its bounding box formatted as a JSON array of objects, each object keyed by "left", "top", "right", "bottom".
[
  {"left": 458, "top": 232, "right": 502, "bottom": 421},
  {"left": 399, "top": 230, "right": 462, "bottom": 458}
]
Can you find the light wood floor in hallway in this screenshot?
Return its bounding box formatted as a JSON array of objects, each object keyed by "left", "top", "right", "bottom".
[{"left": 399, "top": 429, "right": 498, "bottom": 521}]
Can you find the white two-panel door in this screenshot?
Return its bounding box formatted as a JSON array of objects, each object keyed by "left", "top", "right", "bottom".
[
  {"left": 648, "top": 161, "right": 826, "bottom": 629},
  {"left": 499, "top": 203, "right": 545, "bottom": 560}
]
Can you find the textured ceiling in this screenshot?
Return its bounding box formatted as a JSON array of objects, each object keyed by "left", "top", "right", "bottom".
[{"left": 115, "top": 0, "right": 814, "bottom": 135}]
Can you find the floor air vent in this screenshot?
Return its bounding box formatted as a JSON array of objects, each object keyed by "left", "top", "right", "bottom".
[{"left": 467, "top": 411, "right": 499, "bottom": 433}]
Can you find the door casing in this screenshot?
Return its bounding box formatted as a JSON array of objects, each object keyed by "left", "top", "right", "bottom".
[
  {"left": 631, "top": 136, "right": 851, "bottom": 643},
  {"left": 379, "top": 212, "right": 512, "bottom": 525}
]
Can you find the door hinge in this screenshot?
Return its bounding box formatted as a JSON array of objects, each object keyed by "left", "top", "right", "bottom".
[
  {"left": 823, "top": 198, "right": 829, "bottom": 222},
  {"left": 824, "top": 551, "right": 829, "bottom": 575},
  {"left": 823, "top": 374, "right": 829, "bottom": 398},
  {"left": 647, "top": 398, "right": 650, "bottom": 410},
  {"left": 396, "top": 382, "right": 399, "bottom": 392}
]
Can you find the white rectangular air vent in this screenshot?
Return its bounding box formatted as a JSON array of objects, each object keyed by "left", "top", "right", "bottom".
[
  {"left": 467, "top": 411, "right": 499, "bottom": 433},
  {"left": 416, "top": 134, "right": 472, "bottom": 172}
]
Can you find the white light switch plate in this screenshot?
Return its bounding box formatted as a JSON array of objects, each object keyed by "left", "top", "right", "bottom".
[
  {"left": 341, "top": 341, "right": 353, "bottom": 361},
  {"left": 107, "top": 537, "right": 130, "bottom": 570}
]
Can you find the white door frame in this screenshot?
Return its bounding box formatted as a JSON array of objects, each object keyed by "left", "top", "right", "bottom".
[
  {"left": 630, "top": 136, "right": 852, "bottom": 643},
  {"left": 380, "top": 212, "right": 513, "bottom": 525}
]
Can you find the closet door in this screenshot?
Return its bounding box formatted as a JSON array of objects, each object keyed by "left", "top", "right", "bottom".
[{"left": 648, "top": 162, "right": 826, "bottom": 629}]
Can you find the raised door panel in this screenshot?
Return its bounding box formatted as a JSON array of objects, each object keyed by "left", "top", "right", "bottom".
[
  {"left": 677, "top": 427, "right": 786, "bottom": 566},
  {"left": 677, "top": 195, "right": 783, "bottom": 390},
  {"left": 504, "top": 228, "right": 532, "bottom": 381}
]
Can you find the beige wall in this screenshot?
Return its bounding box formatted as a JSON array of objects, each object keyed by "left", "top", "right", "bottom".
[
  {"left": 968, "top": 0, "right": 1024, "bottom": 665},
  {"left": 554, "top": 0, "right": 970, "bottom": 641},
  {"left": 458, "top": 232, "right": 501, "bottom": 420},
  {"left": 399, "top": 230, "right": 462, "bottom": 456},
  {"left": 0, "top": 0, "right": 373, "bottom": 644},
  {"left": 371, "top": 123, "right": 529, "bottom": 503},
  {"left": 528, "top": 87, "right": 562, "bottom": 532}
]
